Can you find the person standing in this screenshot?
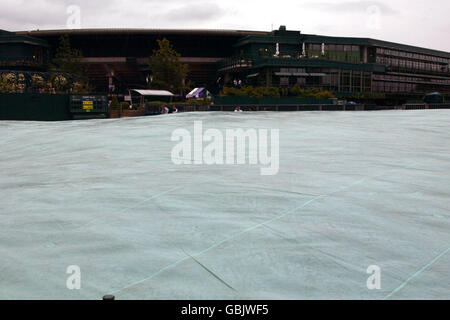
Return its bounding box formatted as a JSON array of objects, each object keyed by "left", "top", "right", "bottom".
[{"left": 161, "top": 105, "right": 169, "bottom": 114}]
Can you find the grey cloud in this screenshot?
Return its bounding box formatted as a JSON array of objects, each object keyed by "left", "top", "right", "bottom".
[
  {"left": 160, "top": 3, "right": 227, "bottom": 23},
  {"left": 0, "top": 0, "right": 448, "bottom": 51},
  {"left": 0, "top": 5, "right": 65, "bottom": 30},
  {"left": 0, "top": 0, "right": 194, "bottom": 30},
  {"left": 305, "top": 1, "right": 397, "bottom": 15}
]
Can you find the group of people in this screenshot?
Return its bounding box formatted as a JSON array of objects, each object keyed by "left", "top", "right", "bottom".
[
  {"left": 234, "top": 106, "right": 256, "bottom": 112},
  {"left": 232, "top": 79, "right": 243, "bottom": 88},
  {"left": 160, "top": 105, "right": 178, "bottom": 114},
  {"left": 160, "top": 104, "right": 245, "bottom": 114}
]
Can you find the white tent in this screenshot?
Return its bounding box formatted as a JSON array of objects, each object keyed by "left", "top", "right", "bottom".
[
  {"left": 130, "top": 89, "right": 174, "bottom": 97},
  {"left": 186, "top": 87, "right": 211, "bottom": 100},
  {"left": 129, "top": 89, "right": 175, "bottom": 107}
]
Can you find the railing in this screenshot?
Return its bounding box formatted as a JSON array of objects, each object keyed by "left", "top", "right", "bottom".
[
  {"left": 144, "top": 103, "right": 450, "bottom": 114},
  {"left": 402, "top": 103, "right": 450, "bottom": 110},
  {"left": 0, "top": 57, "right": 46, "bottom": 68},
  {"left": 209, "top": 104, "right": 365, "bottom": 112},
  {"left": 146, "top": 103, "right": 366, "bottom": 113},
  {"left": 217, "top": 56, "right": 253, "bottom": 71}
]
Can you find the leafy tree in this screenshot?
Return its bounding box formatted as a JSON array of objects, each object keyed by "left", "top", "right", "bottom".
[
  {"left": 51, "top": 35, "right": 92, "bottom": 93},
  {"left": 0, "top": 73, "right": 17, "bottom": 93},
  {"left": 109, "top": 96, "right": 120, "bottom": 110},
  {"left": 148, "top": 38, "right": 189, "bottom": 94},
  {"left": 52, "top": 35, "right": 84, "bottom": 75}
]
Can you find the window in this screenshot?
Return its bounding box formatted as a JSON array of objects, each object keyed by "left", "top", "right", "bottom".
[
  {"left": 280, "top": 77, "right": 289, "bottom": 86},
  {"left": 297, "top": 77, "right": 306, "bottom": 85}
]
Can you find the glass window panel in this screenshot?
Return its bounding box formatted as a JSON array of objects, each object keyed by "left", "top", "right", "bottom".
[{"left": 280, "top": 77, "right": 289, "bottom": 86}]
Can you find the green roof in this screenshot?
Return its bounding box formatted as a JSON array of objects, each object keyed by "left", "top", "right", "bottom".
[
  {"left": 230, "top": 28, "right": 450, "bottom": 59},
  {"left": 234, "top": 34, "right": 302, "bottom": 48},
  {"left": 301, "top": 34, "right": 450, "bottom": 59},
  {"left": 0, "top": 32, "right": 51, "bottom": 47}
]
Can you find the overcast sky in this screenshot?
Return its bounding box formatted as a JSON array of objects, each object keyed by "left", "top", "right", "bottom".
[{"left": 1, "top": 0, "right": 449, "bottom": 52}]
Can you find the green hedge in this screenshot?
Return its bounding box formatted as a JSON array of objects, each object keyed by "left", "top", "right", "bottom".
[
  {"left": 214, "top": 96, "right": 333, "bottom": 105},
  {"left": 221, "top": 85, "right": 335, "bottom": 99},
  {"left": 146, "top": 99, "right": 211, "bottom": 106}
]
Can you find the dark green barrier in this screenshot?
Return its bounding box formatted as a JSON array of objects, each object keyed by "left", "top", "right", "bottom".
[
  {"left": 0, "top": 93, "right": 71, "bottom": 121},
  {"left": 214, "top": 96, "right": 333, "bottom": 105}
]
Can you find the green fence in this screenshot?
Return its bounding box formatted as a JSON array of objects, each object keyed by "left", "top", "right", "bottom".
[
  {"left": 214, "top": 96, "right": 334, "bottom": 105},
  {"left": 0, "top": 93, "right": 71, "bottom": 121}
]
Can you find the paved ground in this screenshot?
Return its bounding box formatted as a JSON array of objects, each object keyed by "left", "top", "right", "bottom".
[{"left": 0, "top": 110, "right": 449, "bottom": 300}]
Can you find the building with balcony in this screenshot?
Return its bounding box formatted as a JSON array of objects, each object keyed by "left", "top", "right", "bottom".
[
  {"left": 3, "top": 26, "right": 449, "bottom": 100},
  {"left": 219, "top": 26, "right": 450, "bottom": 99},
  {"left": 0, "top": 30, "right": 50, "bottom": 71}
]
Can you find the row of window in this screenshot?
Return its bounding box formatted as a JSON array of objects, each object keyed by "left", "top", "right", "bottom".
[
  {"left": 279, "top": 77, "right": 441, "bottom": 93},
  {"left": 274, "top": 68, "right": 450, "bottom": 93},
  {"left": 376, "top": 47, "right": 449, "bottom": 64},
  {"left": 376, "top": 56, "right": 449, "bottom": 72},
  {"left": 373, "top": 74, "right": 450, "bottom": 85},
  {"left": 279, "top": 68, "right": 306, "bottom": 73},
  {"left": 307, "top": 44, "right": 360, "bottom": 52},
  {"left": 372, "top": 81, "right": 447, "bottom": 93},
  {"left": 277, "top": 70, "right": 372, "bottom": 92},
  {"left": 372, "top": 81, "right": 417, "bottom": 93}
]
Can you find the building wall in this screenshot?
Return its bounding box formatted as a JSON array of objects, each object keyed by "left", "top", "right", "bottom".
[
  {"left": 221, "top": 30, "right": 450, "bottom": 96},
  {"left": 13, "top": 28, "right": 450, "bottom": 97}
]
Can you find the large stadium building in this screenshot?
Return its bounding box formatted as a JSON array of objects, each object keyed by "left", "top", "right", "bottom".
[{"left": 3, "top": 26, "right": 450, "bottom": 100}]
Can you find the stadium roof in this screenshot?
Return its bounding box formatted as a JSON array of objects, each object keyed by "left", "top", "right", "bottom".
[
  {"left": 0, "top": 29, "right": 50, "bottom": 47},
  {"left": 14, "top": 28, "right": 450, "bottom": 58},
  {"left": 15, "top": 28, "right": 268, "bottom": 37}
]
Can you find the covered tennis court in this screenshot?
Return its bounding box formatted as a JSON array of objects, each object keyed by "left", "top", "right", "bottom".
[{"left": 0, "top": 110, "right": 448, "bottom": 300}]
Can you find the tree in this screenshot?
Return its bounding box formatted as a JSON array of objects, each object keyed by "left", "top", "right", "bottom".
[
  {"left": 148, "top": 38, "right": 189, "bottom": 94},
  {"left": 109, "top": 96, "right": 120, "bottom": 110},
  {"left": 51, "top": 34, "right": 92, "bottom": 93},
  {"left": 52, "top": 35, "right": 84, "bottom": 75}
]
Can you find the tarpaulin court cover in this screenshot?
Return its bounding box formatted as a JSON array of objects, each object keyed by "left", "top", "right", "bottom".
[{"left": 0, "top": 110, "right": 448, "bottom": 300}]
